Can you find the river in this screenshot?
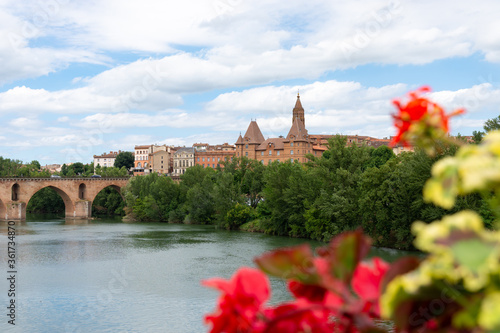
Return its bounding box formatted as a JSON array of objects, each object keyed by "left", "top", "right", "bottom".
[{"left": 0, "top": 215, "right": 413, "bottom": 333}]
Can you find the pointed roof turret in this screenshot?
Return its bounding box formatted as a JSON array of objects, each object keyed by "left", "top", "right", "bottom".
[
  {"left": 235, "top": 133, "right": 244, "bottom": 145},
  {"left": 287, "top": 116, "right": 308, "bottom": 141},
  {"left": 243, "top": 120, "right": 265, "bottom": 145},
  {"left": 292, "top": 92, "right": 305, "bottom": 126}
]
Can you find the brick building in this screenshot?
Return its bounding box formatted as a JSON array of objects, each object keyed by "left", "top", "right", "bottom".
[
  {"left": 235, "top": 94, "right": 324, "bottom": 165},
  {"left": 235, "top": 94, "right": 409, "bottom": 164},
  {"left": 194, "top": 143, "right": 236, "bottom": 169}
]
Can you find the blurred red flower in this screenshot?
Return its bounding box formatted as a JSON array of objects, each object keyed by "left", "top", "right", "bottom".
[
  {"left": 202, "top": 267, "right": 270, "bottom": 333},
  {"left": 352, "top": 257, "right": 390, "bottom": 317},
  {"left": 390, "top": 86, "right": 464, "bottom": 147}
]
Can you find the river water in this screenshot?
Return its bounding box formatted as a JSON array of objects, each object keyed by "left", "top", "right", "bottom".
[{"left": 0, "top": 215, "right": 412, "bottom": 333}]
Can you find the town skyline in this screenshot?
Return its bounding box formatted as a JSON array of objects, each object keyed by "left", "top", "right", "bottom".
[{"left": 1, "top": 0, "right": 499, "bottom": 165}]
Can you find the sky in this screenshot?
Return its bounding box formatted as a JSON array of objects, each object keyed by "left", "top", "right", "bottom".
[{"left": 0, "top": 0, "right": 499, "bottom": 165}]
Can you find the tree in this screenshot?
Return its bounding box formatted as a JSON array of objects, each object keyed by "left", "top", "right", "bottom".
[
  {"left": 483, "top": 114, "right": 500, "bottom": 132},
  {"left": 472, "top": 130, "right": 484, "bottom": 144},
  {"left": 30, "top": 160, "right": 41, "bottom": 170},
  {"left": 61, "top": 164, "right": 68, "bottom": 176},
  {"left": 71, "top": 162, "right": 85, "bottom": 175},
  {"left": 114, "top": 152, "right": 134, "bottom": 170},
  {"left": 365, "top": 145, "right": 395, "bottom": 169}
]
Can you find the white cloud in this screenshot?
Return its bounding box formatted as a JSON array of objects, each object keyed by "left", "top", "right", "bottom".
[
  {"left": 2, "top": 0, "right": 500, "bottom": 88},
  {"left": 8, "top": 116, "right": 42, "bottom": 128}
]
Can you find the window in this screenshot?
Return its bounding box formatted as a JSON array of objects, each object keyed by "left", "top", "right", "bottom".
[
  {"left": 297, "top": 143, "right": 300, "bottom": 146},
  {"left": 202, "top": 157, "right": 205, "bottom": 162},
  {"left": 291, "top": 158, "right": 294, "bottom": 162},
  {"left": 213, "top": 164, "right": 215, "bottom": 168},
  {"left": 291, "top": 142, "right": 294, "bottom": 147},
  {"left": 245, "top": 144, "right": 248, "bottom": 149},
  {"left": 261, "top": 160, "right": 264, "bottom": 164},
  {"left": 261, "top": 151, "right": 264, "bottom": 156},
  {"left": 212, "top": 157, "right": 215, "bottom": 162},
  {"left": 277, "top": 159, "right": 280, "bottom": 163},
  {"left": 197, "top": 157, "right": 200, "bottom": 162},
  {"left": 277, "top": 151, "right": 280, "bottom": 156},
  {"left": 269, "top": 150, "right": 272, "bottom": 155},
  {"left": 291, "top": 150, "right": 294, "bottom": 155},
  {"left": 245, "top": 152, "right": 248, "bottom": 157},
  {"left": 218, "top": 158, "right": 220, "bottom": 162}
]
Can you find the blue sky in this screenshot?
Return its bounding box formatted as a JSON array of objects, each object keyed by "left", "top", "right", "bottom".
[{"left": 0, "top": 0, "right": 499, "bottom": 165}]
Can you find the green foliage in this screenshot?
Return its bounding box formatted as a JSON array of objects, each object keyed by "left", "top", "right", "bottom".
[
  {"left": 92, "top": 187, "right": 125, "bottom": 216},
  {"left": 223, "top": 203, "right": 254, "bottom": 230},
  {"left": 95, "top": 166, "right": 128, "bottom": 177},
  {"left": 71, "top": 162, "right": 85, "bottom": 175},
  {"left": 114, "top": 152, "right": 134, "bottom": 170},
  {"left": 483, "top": 114, "right": 500, "bottom": 132},
  {"left": 124, "top": 173, "right": 184, "bottom": 221},
  {"left": 61, "top": 163, "right": 69, "bottom": 176},
  {"left": 365, "top": 145, "right": 395, "bottom": 169},
  {"left": 27, "top": 187, "right": 65, "bottom": 214},
  {"left": 0, "top": 157, "right": 51, "bottom": 177}
]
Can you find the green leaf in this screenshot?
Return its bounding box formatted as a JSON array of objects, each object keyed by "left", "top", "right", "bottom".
[
  {"left": 450, "top": 238, "right": 494, "bottom": 272},
  {"left": 254, "top": 244, "right": 319, "bottom": 284}
]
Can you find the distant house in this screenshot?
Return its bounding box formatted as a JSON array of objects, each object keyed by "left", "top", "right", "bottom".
[
  {"left": 173, "top": 147, "right": 195, "bottom": 176},
  {"left": 93, "top": 151, "right": 122, "bottom": 170}
]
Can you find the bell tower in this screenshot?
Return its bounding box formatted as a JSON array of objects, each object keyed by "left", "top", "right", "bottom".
[{"left": 292, "top": 92, "right": 305, "bottom": 126}]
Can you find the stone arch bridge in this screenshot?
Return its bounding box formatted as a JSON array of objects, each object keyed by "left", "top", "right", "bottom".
[{"left": 0, "top": 177, "right": 129, "bottom": 220}]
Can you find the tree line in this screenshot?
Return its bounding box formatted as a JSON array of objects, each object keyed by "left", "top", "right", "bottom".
[{"left": 122, "top": 136, "right": 494, "bottom": 250}]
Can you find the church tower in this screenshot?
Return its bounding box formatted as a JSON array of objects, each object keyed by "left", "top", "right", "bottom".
[{"left": 292, "top": 92, "right": 305, "bottom": 126}]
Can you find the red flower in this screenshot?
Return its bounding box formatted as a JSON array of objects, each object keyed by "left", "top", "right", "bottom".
[
  {"left": 202, "top": 267, "right": 270, "bottom": 333},
  {"left": 261, "top": 299, "right": 337, "bottom": 333},
  {"left": 390, "top": 86, "right": 465, "bottom": 147},
  {"left": 351, "top": 257, "right": 389, "bottom": 317}
]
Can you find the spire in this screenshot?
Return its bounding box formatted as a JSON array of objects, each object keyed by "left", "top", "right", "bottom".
[{"left": 292, "top": 93, "right": 305, "bottom": 126}]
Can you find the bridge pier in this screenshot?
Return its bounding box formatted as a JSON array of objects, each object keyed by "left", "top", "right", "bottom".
[
  {"left": 71, "top": 200, "right": 92, "bottom": 219},
  {"left": 6, "top": 202, "right": 26, "bottom": 220}
]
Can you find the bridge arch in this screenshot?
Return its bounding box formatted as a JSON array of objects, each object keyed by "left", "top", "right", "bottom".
[
  {"left": 90, "top": 184, "right": 125, "bottom": 216},
  {"left": 89, "top": 184, "right": 124, "bottom": 203},
  {"left": 27, "top": 185, "right": 74, "bottom": 217}
]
